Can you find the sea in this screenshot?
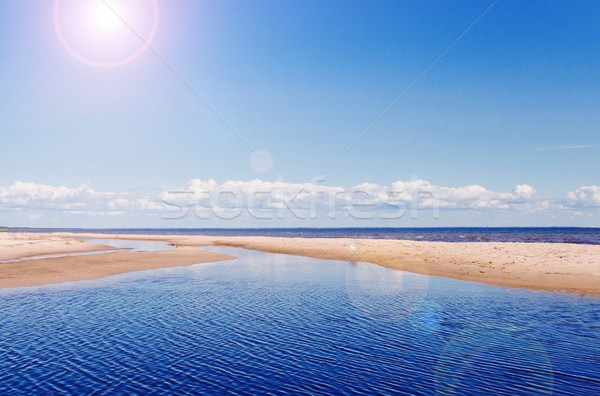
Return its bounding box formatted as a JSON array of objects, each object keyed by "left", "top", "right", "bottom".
[
  {"left": 0, "top": 229, "right": 599, "bottom": 394},
  {"left": 6, "top": 226, "right": 600, "bottom": 244}
]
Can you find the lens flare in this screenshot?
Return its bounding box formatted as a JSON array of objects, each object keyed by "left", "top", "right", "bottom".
[
  {"left": 88, "top": 2, "right": 121, "bottom": 32},
  {"left": 54, "top": 0, "right": 159, "bottom": 68}
]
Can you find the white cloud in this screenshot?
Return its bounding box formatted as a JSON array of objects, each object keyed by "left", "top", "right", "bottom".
[
  {"left": 566, "top": 185, "right": 600, "bottom": 207},
  {"left": 0, "top": 182, "right": 164, "bottom": 214},
  {"left": 0, "top": 179, "right": 598, "bottom": 225},
  {"left": 513, "top": 184, "right": 536, "bottom": 198}
]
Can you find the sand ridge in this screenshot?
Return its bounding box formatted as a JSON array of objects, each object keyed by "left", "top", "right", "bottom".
[
  {"left": 0, "top": 233, "right": 235, "bottom": 289},
  {"left": 1, "top": 232, "right": 599, "bottom": 295},
  {"left": 0, "top": 232, "right": 119, "bottom": 261}
]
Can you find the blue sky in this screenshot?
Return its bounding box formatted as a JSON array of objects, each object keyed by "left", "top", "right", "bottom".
[{"left": 0, "top": 0, "right": 599, "bottom": 227}]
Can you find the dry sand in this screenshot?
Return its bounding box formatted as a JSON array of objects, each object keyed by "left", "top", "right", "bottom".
[
  {"left": 172, "top": 235, "right": 600, "bottom": 296},
  {"left": 1, "top": 232, "right": 599, "bottom": 295},
  {"left": 0, "top": 232, "right": 117, "bottom": 261},
  {"left": 0, "top": 233, "right": 234, "bottom": 289}
]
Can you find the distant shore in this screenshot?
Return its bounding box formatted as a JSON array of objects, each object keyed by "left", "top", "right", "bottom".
[{"left": 2, "top": 232, "right": 600, "bottom": 295}]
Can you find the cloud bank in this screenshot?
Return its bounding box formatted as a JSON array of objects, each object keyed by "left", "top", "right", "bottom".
[{"left": 0, "top": 179, "right": 598, "bottom": 226}]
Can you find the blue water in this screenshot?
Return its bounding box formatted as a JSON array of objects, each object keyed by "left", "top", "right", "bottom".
[
  {"left": 0, "top": 247, "right": 598, "bottom": 394},
  {"left": 82, "top": 238, "right": 176, "bottom": 252},
  {"left": 0, "top": 239, "right": 175, "bottom": 265},
  {"left": 8, "top": 227, "right": 600, "bottom": 245}
]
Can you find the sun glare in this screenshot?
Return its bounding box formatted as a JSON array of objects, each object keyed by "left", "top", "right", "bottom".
[
  {"left": 54, "top": 0, "right": 159, "bottom": 68},
  {"left": 88, "top": 2, "right": 121, "bottom": 33}
]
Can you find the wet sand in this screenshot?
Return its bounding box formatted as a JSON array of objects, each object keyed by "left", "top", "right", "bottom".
[{"left": 2, "top": 232, "right": 600, "bottom": 295}]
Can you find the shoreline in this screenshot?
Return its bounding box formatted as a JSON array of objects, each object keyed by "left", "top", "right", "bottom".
[
  {"left": 1, "top": 232, "right": 600, "bottom": 295},
  {"left": 0, "top": 233, "right": 235, "bottom": 289},
  {"left": 0, "top": 233, "right": 121, "bottom": 262}
]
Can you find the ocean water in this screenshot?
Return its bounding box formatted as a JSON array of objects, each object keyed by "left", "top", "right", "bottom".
[
  {"left": 0, "top": 247, "right": 598, "bottom": 394},
  {"left": 9, "top": 227, "right": 600, "bottom": 245}
]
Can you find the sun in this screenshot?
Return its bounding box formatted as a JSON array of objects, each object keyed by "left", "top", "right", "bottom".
[
  {"left": 88, "top": 2, "right": 121, "bottom": 33},
  {"left": 54, "top": 0, "right": 159, "bottom": 68}
]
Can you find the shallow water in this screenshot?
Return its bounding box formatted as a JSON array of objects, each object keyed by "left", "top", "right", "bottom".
[
  {"left": 0, "top": 248, "right": 598, "bottom": 394},
  {"left": 82, "top": 238, "right": 175, "bottom": 252},
  {"left": 0, "top": 239, "right": 173, "bottom": 265}
]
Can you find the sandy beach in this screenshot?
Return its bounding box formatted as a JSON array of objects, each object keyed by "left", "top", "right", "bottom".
[
  {"left": 165, "top": 234, "right": 600, "bottom": 296},
  {"left": 2, "top": 232, "right": 600, "bottom": 295},
  {"left": 0, "top": 232, "right": 119, "bottom": 262},
  {"left": 0, "top": 233, "right": 235, "bottom": 289}
]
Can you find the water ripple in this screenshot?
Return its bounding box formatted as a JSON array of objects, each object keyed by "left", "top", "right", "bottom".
[{"left": 0, "top": 248, "right": 598, "bottom": 394}]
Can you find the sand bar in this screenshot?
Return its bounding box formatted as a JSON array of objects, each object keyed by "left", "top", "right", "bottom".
[
  {"left": 0, "top": 232, "right": 119, "bottom": 262},
  {"left": 2, "top": 232, "right": 600, "bottom": 295},
  {"left": 62, "top": 232, "right": 600, "bottom": 296},
  {"left": 176, "top": 235, "right": 600, "bottom": 296},
  {"left": 0, "top": 233, "right": 235, "bottom": 289}
]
